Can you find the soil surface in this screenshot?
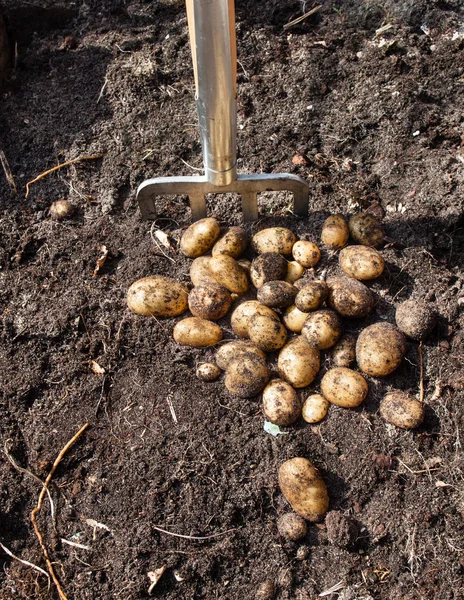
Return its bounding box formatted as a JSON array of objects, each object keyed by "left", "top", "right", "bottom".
[{"left": 1, "top": 1, "right": 464, "bottom": 599}]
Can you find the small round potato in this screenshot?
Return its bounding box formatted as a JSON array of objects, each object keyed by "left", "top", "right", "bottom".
[
  {"left": 209, "top": 255, "right": 248, "bottom": 294},
  {"left": 292, "top": 240, "right": 321, "bottom": 268},
  {"left": 380, "top": 391, "right": 424, "bottom": 429},
  {"left": 216, "top": 341, "right": 266, "bottom": 370},
  {"left": 262, "top": 379, "right": 301, "bottom": 426},
  {"left": 250, "top": 252, "right": 288, "bottom": 289},
  {"left": 327, "top": 276, "right": 375, "bottom": 318},
  {"left": 173, "top": 317, "right": 222, "bottom": 347},
  {"left": 190, "top": 256, "right": 218, "bottom": 286},
  {"left": 278, "top": 337, "right": 320, "bottom": 388},
  {"left": 50, "top": 199, "right": 75, "bottom": 220},
  {"left": 395, "top": 299, "right": 437, "bottom": 341},
  {"left": 295, "top": 281, "right": 328, "bottom": 312},
  {"left": 339, "top": 245, "right": 385, "bottom": 280},
  {"left": 302, "top": 394, "right": 330, "bottom": 423},
  {"left": 248, "top": 313, "right": 287, "bottom": 352},
  {"left": 321, "top": 214, "right": 349, "bottom": 249},
  {"left": 212, "top": 226, "right": 248, "bottom": 258},
  {"left": 356, "top": 322, "right": 406, "bottom": 377},
  {"left": 188, "top": 284, "right": 232, "bottom": 320},
  {"left": 277, "top": 513, "right": 308, "bottom": 541},
  {"left": 278, "top": 457, "right": 329, "bottom": 522},
  {"left": 256, "top": 582, "right": 276, "bottom": 600},
  {"left": 301, "top": 310, "right": 342, "bottom": 350},
  {"left": 252, "top": 227, "right": 297, "bottom": 256},
  {"left": 349, "top": 212, "right": 384, "bottom": 248},
  {"left": 286, "top": 260, "right": 305, "bottom": 284},
  {"left": 225, "top": 354, "right": 269, "bottom": 398},
  {"left": 321, "top": 367, "right": 368, "bottom": 408},
  {"left": 257, "top": 281, "right": 298, "bottom": 309},
  {"left": 231, "top": 301, "right": 279, "bottom": 338},
  {"left": 180, "top": 217, "right": 220, "bottom": 258},
  {"left": 331, "top": 334, "right": 356, "bottom": 368},
  {"left": 196, "top": 363, "right": 221, "bottom": 382},
  {"left": 127, "top": 276, "right": 189, "bottom": 317},
  {"left": 283, "top": 305, "right": 308, "bottom": 333}
]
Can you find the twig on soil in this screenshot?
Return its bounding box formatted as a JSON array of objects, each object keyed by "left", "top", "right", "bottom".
[
  {"left": 0, "top": 540, "right": 50, "bottom": 584},
  {"left": 25, "top": 154, "right": 104, "bottom": 197},
  {"left": 61, "top": 538, "right": 90, "bottom": 551},
  {"left": 152, "top": 525, "right": 237, "bottom": 541},
  {"left": 418, "top": 342, "right": 424, "bottom": 403},
  {"left": 166, "top": 394, "right": 178, "bottom": 424},
  {"left": 0, "top": 149, "right": 17, "bottom": 192},
  {"left": 31, "top": 423, "right": 89, "bottom": 600},
  {"left": 283, "top": 5, "right": 322, "bottom": 30}
]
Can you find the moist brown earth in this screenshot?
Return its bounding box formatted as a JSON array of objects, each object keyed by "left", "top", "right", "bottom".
[{"left": 1, "top": 1, "right": 464, "bottom": 599}]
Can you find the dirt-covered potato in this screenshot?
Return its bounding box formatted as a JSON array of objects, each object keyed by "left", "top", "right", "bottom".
[
  {"left": 196, "top": 363, "right": 221, "bottom": 382},
  {"left": 301, "top": 310, "right": 342, "bottom": 350},
  {"left": 356, "top": 322, "right": 406, "bottom": 376},
  {"left": 283, "top": 305, "right": 308, "bottom": 333},
  {"left": 127, "top": 276, "right": 189, "bottom": 317},
  {"left": 188, "top": 284, "right": 232, "bottom": 320},
  {"left": 262, "top": 379, "right": 301, "bottom": 425},
  {"left": 257, "top": 281, "right": 298, "bottom": 309},
  {"left": 292, "top": 241, "right": 321, "bottom": 268},
  {"left": 331, "top": 334, "right": 356, "bottom": 368},
  {"left": 286, "top": 260, "right": 305, "bottom": 284},
  {"left": 216, "top": 341, "right": 266, "bottom": 370},
  {"left": 302, "top": 394, "right": 330, "bottom": 423},
  {"left": 295, "top": 281, "right": 328, "bottom": 312},
  {"left": 256, "top": 581, "right": 276, "bottom": 600},
  {"left": 252, "top": 227, "right": 297, "bottom": 256},
  {"left": 180, "top": 217, "right": 220, "bottom": 258},
  {"left": 248, "top": 313, "right": 287, "bottom": 352},
  {"left": 277, "top": 513, "right": 308, "bottom": 541},
  {"left": 212, "top": 226, "right": 248, "bottom": 258},
  {"left": 250, "top": 252, "right": 288, "bottom": 289},
  {"left": 173, "top": 317, "right": 222, "bottom": 347},
  {"left": 225, "top": 354, "right": 269, "bottom": 397},
  {"left": 349, "top": 212, "right": 384, "bottom": 248},
  {"left": 339, "top": 245, "right": 384, "bottom": 280},
  {"left": 327, "top": 276, "right": 375, "bottom": 318},
  {"left": 50, "top": 199, "right": 75, "bottom": 220},
  {"left": 190, "top": 256, "right": 218, "bottom": 286},
  {"left": 231, "top": 301, "right": 279, "bottom": 338},
  {"left": 380, "top": 391, "right": 424, "bottom": 429},
  {"left": 321, "top": 367, "right": 368, "bottom": 408},
  {"left": 278, "top": 337, "right": 320, "bottom": 388},
  {"left": 395, "top": 299, "right": 437, "bottom": 341},
  {"left": 321, "top": 214, "right": 349, "bottom": 249},
  {"left": 209, "top": 255, "right": 248, "bottom": 294},
  {"left": 278, "top": 457, "right": 329, "bottom": 522}
]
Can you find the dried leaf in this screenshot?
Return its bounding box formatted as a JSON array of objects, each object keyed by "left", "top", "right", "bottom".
[
  {"left": 90, "top": 360, "right": 105, "bottom": 375},
  {"left": 148, "top": 565, "right": 167, "bottom": 594},
  {"left": 263, "top": 421, "right": 288, "bottom": 437},
  {"left": 93, "top": 244, "right": 108, "bottom": 277},
  {"left": 435, "top": 480, "right": 451, "bottom": 488},
  {"left": 154, "top": 229, "right": 174, "bottom": 251}
]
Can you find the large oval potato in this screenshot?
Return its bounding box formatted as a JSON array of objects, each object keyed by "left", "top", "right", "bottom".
[
  {"left": 356, "top": 322, "right": 406, "bottom": 376},
  {"left": 180, "top": 217, "right": 220, "bottom": 258},
  {"left": 349, "top": 212, "right": 384, "bottom": 248},
  {"left": 295, "top": 281, "right": 328, "bottom": 312},
  {"left": 252, "top": 227, "right": 297, "bottom": 256},
  {"left": 321, "top": 214, "right": 349, "bottom": 249},
  {"left": 321, "top": 367, "right": 368, "bottom": 408},
  {"left": 327, "top": 276, "right": 375, "bottom": 318},
  {"left": 209, "top": 255, "right": 248, "bottom": 294},
  {"left": 190, "top": 256, "right": 218, "bottom": 286},
  {"left": 216, "top": 341, "right": 266, "bottom": 370},
  {"left": 292, "top": 240, "right": 321, "bottom": 268},
  {"left": 286, "top": 260, "right": 305, "bottom": 284},
  {"left": 380, "top": 391, "right": 424, "bottom": 429},
  {"left": 212, "top": 226, "right": 248, "bottom": 258},
  {"left": 302, "top": 394, "right": 330, "bottom": 423},
  {"left": 225, "top": 354, "right": 269, "bottom": 397},
  {"left": 331, "top": 334, "right": 356, "bottom": 368},
  {"left": 301, "top": 310, "right": 342, "bottom": 350},
  {"left": 278, "top": 337, "right": 320, "bottom": 388},
  {"left": 339, "top": 245, "right": 384, "bottom": 280},
  {"left": 188, "top": 284, "right": 232, "bottom": 321},
  {"left": 127, "top": 276, "right": 189, "bottom": 317},
  {"left": 250, "top": 252, "right": 288, "bottom": 289},
  {"left": 262, "top": 379, "right": 301, "bottom": 426},
  {"left": 283, "top": 305, "right": 308, "bottom": 333},
  {"left": 278, "top": 457, "right": 329, "bottom": 522},
  {"left": 248, "top": 313, "right": 287, "bottom": 352},
  {"left": 257, "top": 281, "right": 298, "bottom": 309},
  {"left": 231, "top": 301, "right": 279, "bottom": 338},
  {"left": 173, "top": 317, "right": 222, "bottom": 347}
]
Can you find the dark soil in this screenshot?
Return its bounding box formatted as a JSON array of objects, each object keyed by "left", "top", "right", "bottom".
[{"left": 1, "top": 1, "right": 464, "bottom": 599}]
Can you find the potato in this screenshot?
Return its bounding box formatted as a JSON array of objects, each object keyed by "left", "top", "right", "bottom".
[
  {"left": 188, "top": 284, "right": 231, "bottom": 320},
  {"left": 190, "top": 256, "right": 218, "bottom": 286},
  {"left": 349, "top": 212, "right": 384, "bottom": 248},
  {"left": 50, "top": 199, "right": 75, "bottom": 220},
  {"left": 231, "top": 301, "right": 279, "bottom": 338},
  {"left": 301, "top": 310, "right": 342, "bottom": 350},
  {"left": 209, "top": 255, "right": 248, "bottom": 294},
  {"left": 321, "top": 214, "right": 349, "bottom": 249},
  {"left": 356, "top": 322, "right": 406, "bottom": 376},
  {"left": 262, "top": 379, "right": 301, "bottom": 425},
  {"left": 278, "top": 337, "right": 320, "bottom": 388},
  {"left": 302, "top": 394, "right": 330, "bottom": 423},
  {"left": 278, "top": 457, "right": 329, "bottom": 522},
  {"left": 321, "top": 367, "right": 368, "bottom": 408},
  {"left": 339, "top": 245, "right": 384, "bottom": 280},
  {"left": 225, "top": 354, "right": 269, "bottom": 397},
  {"left": 216, "top": 341, "right": 266, "bottom": 370},
  {"left": 248, "top": 312, "right": 287, "bottom": 352},
  {"left": 250, "top": 252, "right": 288, "bottom": 289},
  {"left": 173, "top": 317, "right": 222, "bottom": 347},
  {"left": 196, "top": 363, "right": 221, "bottom": 382},
  {"left": 292, "top": 240, "right": 321, "bottom": 268},
  {"left": 212, "top": 226, "right": 248, "bottom": 258},
  {"left": 283, "top": 305, "right": 308, "bottom": 333},
  {"left": 295, "top": 281, "right": 328, "bottom": 312},
  {"left": 380, "top": 391, "right": 424, "bottom": 429},
  {"left": 327, "top": 276, "right": 375, "bottom": 318},
  {"left": 180, "top": 217, "right": 220, "bottom": 258},
  {"left": 277, "top": 513, "right": 308, "bottom": 541},
  {"left": 127, "top": 276, "right": 189, "bottom": 317},
  {"left": 252, "top": 227, "right": 297, "bottom": 256},
  {"left": 395, "top": 299, "right": 437, "bottom": 341},
  {"left": 257, "top": 281, "right": 298, "bottom": 309},
  {"left": 331, "top": 334, "right": 356, "bottom": 368},
  {"left": 256, "top": 582, "right": 276, "bottom": 600},
  {"left": 286, "top": 261, "right": 304, "bottom": 284}
]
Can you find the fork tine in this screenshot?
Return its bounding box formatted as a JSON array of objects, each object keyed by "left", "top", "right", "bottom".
[
  {"left": 189, "top": 193, "right": 208, "bottom": 220},
  {"left": 292, "top": 188, "right": 309, "bottom": 217},
  {"left": 241, "top": 191, "right": 258, "bottom": 222}
]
